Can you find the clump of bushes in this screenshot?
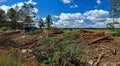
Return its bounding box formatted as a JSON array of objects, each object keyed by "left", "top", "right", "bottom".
[
  {"left": 114, "top": 29, "right": 120, "bottom": 36},
  {"left": 0, "top": 26, "right": 11, "bottom": 31},
  {"left": 63, "top": 32, "right": 78, "bottom": 40},
  {"left": 28, "top": 29, "right": 42, "bottom": 35},
  {"left": 35, "top": 40, "right": 87, "bottom": 66}
]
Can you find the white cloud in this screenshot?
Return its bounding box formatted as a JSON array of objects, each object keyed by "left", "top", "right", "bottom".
[
  {"left": 84, "top": 9, "right": 109, "bottom": 23},
  {"left": 53, "top": 13, "right": 85, "bottom": 28},
  {"left": 27, "top": 0, "right": 37, "bottom": 5},
  {"left": 11, "top": 2, "right": 24, "bottom": 9},
  {"left": 0, "top": 5, "right": 10, "bottom": 13},
  {"left": 70, "top": 4, "right": 78, "bottom": 8},
  {"left": 0, "top": 0, "right": 7, "bottom": 2},
  {"left": 0, "top": 0, "right": 38, "bottom": 13},
  {"left": 53, "top": 9, "right": 110, "bottom": 28},
  {"left": 96, "top": 0, "right": 101, "bottom": 5},
  {"left": 61, "top": 0, "right": 72, "bottom": 4},
  {"left": 32, "top": 8, "right": 38, "bottom": 13}
]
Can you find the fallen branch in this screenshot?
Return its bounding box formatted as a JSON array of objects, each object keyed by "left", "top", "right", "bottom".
[
  {"left": 88, "top": 35, "right": 111, "bottom": 44},
  {"left": 93, "top": 52, "right": 104, "bottom": 66}
]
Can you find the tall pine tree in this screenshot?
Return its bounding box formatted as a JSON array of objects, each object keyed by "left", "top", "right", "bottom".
[{"left": 45, "top": 14, "right": 53, "bottom": 29}]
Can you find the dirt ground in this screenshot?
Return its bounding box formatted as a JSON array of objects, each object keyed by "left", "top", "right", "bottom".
[{"left": 0, "top": 29, "right": 120, "bottom": 66}]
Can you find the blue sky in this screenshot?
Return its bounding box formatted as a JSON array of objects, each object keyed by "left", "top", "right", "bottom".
[
  {"left": 0, "top": 0, "right": 118, "bottom": 28},
  {"left": 0, "top": 0, "right": 109, "bottom": 17}
]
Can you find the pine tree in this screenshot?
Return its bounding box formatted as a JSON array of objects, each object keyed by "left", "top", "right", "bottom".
[
  {"left": 45, "top": 14, "right": 53, "bottom": 29},
  {"left": 0, "top": 9, "right": 6, "bottom": 27},
  {"left": 38, "top": 18, "right": 45, "bottom": 29},
  {"left": 7, "top": 8, "right": 18, "bottom": 29},
  {"left": 108, "top": 0, "right": 120, "bottom": 28}
]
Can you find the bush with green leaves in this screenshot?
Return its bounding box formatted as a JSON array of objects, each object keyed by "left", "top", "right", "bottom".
[
  {"left": 35, "top": 42, "right": 87, "bottom": 66},
  {"left": 0, "top": 26, "right": 11, "bottom": 31},
  {"left": 49, "top": 37, "right": 62, "bottom": 44},
  {"left": 28, "top": 29, "right": 42, "bottom": 35},
  {"left": 114, "top": 29, "right": 120, "bottom": 36},
  {"left": 62, "top": 31, "right": 78, "bottom": 40}
]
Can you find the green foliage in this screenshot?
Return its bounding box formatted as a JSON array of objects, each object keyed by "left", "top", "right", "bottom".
[
  {"left": 24, "top": 16, "right": 33, "bottom": 23},
  {"left": 28, "top": 29, "right": 42, "bottom": 35},
  {"left": 19, "top": 3, "right": 36, "bottom": 23},
  {"left": 109, "top": 0, "right": 120, "bottom": 28},
  {"left": 64, "top": 44, "right": 85, "bottom": 58},
  {"left": 0, "top": 3, "right": 37, "bottom": 30},
  {"left": 49, "top": 37, "right": 61, "bottom": 45},
  {"left": 35, "top": 36, "right": 86, "bottom": 66},
  {"left": 0, "top": 53, "right": 22, "bottom": 66},
  {"left": 107, "top": 23, "right": 114, "bottom": 29},
  {"left": 114, "top": 29, "right": 120, "bottom": 36},
  {"left": 105, "top": 61, "right": 111, "bottom": 66},
  {"left": 16, "top": 22, "right": 23, "bottom": 29},
  {"left": 63, "top": 32, "right": 78, "bottom": 40},
  {"left": 38, "top": 18, "right": 45, "bottom": 29},
  {"left": 69, "top": 33, "right": 78, "bottom": 39},
  {"left": 7, "top": 8, "right": 19, "bottom": 29},
  {"left": 0, "top": 9, "right": 6, "bottom": 23},
  {"left": 43, "top": 28, "right": 49, "bottom": 33},
  {"left": 45, "top": 14, "right": 53, "bottom": 29},
  {"left": 106, "top": 23, "right": 115, "bottom": 31},
  {"left": 0, "top": 26, "right": 11, "bottom": 31}
]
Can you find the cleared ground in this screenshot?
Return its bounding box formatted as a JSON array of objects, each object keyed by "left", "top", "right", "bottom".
[{"left": 0, "top": 29, "right": 120, "bottom": 66}]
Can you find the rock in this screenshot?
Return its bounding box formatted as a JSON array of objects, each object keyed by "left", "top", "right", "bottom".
[
  {"left": 21, "top": 49, "right": 27, "bottom": 53},
  {"left": 21, "top": 35, "right": 25, "bottom": 38}
]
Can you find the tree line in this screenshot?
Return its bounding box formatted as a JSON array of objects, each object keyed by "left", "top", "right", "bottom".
[{"left": 0, "top": 3, "right": 53, "bottom": 30}]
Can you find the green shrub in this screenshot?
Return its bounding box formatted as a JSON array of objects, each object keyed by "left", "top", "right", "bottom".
[
  {"left": 0, "top": 53, "right": 22, "bottom": 66},
  {"left": 49, "top": 37, "right": 61, "bottom": 44},
  {"left": 35, "top": 43, "right": 86, "bottom": 66},
  {"left": 69, "top": 33, "right": 78, "bottom": 39},
  {"left": 0, "top": 26, "right": 11, "bottom": 31},
  {"left": 63, "top": 32, "right": 78, "bottom": 40},
  {"left": 114, "top": 29, "right": 120, "bottom": 36},
  {"left": 28, "top": 29, "right": 42, "bottom": 35}
]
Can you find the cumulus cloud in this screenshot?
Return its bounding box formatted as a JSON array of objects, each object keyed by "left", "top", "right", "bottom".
[
  {"left": 0, "top": 0, "right": 38, "bottom": 13},
  {"left": 70, "top": 4, "right": 78, "bottom": 8},
  {"left": 26, "top": 0, "right": 37, "bottom": 5},
  {"left": 53, "top": 9, "right": 110, "bottom": 28},
  {"left": 53, "top": 13, "right": 86, "bottom": 28},
  {"left": 0, "top": 5, "right": 10, "bottom": 13},
  {"left": 0, "top": 0, "right": 7, "bottom": 2},
  {"left": 84, "top": 9, "right": 109, "bottom": 23},
  {"left": 11, "top": 2, "right": 24, "bottom": 9},
  {"left": 96, "top": 0, "right": 101, "bottom": 5},
  {"left": 61, "top": 0, "right": 72, "bottom": 4}
]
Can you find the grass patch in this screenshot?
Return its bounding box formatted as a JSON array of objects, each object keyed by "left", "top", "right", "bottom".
[{"left": 0, "top": 52, "right": 22, "bottom": 66}]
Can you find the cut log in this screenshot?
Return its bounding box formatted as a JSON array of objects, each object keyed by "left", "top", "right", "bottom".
[
  {"left": 93, "top": 52, "right": 104, "bottom": 66},
  {"left": 87, "top": 36, "right": 112, "bottom": 44},
  {"left": 15, "top": 35, "right": 39, "bottom": 49}
]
